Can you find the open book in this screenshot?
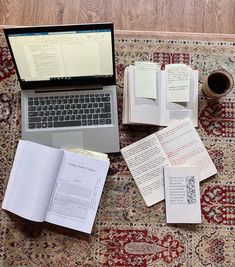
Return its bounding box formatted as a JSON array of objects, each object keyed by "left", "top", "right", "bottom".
[
  {"left": 122, "top": 63, "right": 198, "bottom": 126},
  {"left": 2, "top": 140, "right": 110, "bottom": 234},
  {"left": 121, "top": 118, "right": 217, "bottom": 207}
]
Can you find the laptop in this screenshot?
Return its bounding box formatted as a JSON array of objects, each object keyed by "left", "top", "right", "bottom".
[{"left": 4, "top": 23, "right": 120, "bottom": 153}]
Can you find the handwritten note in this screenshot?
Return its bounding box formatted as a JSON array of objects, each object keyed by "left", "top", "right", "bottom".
[
  {"left": 166, "top": 64, "right": 190, "bottom": 102},
  {"left": 134, "top": 61, "right": 160, "bottom": 99}
]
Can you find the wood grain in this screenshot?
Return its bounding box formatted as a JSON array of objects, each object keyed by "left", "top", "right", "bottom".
[{"left": 0, "top": 0, "right": 234, "bottom": 34}]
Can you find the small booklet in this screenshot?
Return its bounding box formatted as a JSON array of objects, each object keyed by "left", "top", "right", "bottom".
[
  {"left": 122, "top": 62, "right": 198, "bottom": 127},
  {"left": 121, "top": 118, "right": 217, "bottom": 207},
  {"left": 2, "top": 140, "right": 110, "bottom": 234},
  {"left": 164, "top": 166, "right": 201, "bottom": 224}
]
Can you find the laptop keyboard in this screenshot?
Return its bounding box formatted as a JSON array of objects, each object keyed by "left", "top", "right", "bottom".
[{"left": 27, "top": 93, "right": 112, "bottom": 129}]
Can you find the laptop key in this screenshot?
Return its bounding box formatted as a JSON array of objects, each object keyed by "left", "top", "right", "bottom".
[
  {"left": 99, "top": 113, "right": 111, "bottom": 118},
  {"left": 28, "top": 111, "right": 38, "bottom": 117},
  {"left": 54, "top": 121, "right": 82, "bottom": 127},
  {"left": 28, "top": 123, "right": 36, "bottom": 129},
  {"left": 104, "top": 103, "right": 111, "bottom": 112},
  {"left": 28, "top": 117, "right": 41, "bottom": 122},
  {"left": 42, "top": 117, "right": 47, "bottom": 122},
  {"left": 102, "top": 97, "right": 110, "bottom": 102},
  {"left": 28, "top": 106, "right": 36, "bottom": 111}
]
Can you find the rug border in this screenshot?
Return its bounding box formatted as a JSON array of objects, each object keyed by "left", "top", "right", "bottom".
[{"left": 115, "top": 30, "right": 235, "bottom": 42}]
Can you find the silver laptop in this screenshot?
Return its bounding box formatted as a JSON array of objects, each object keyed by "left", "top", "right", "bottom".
[{"left": 4, "top": 23, "right": 120, "bottom": 153}]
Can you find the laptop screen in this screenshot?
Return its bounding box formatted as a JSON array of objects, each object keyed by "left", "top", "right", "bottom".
[{"left": 4, "top": 23, "right": 116, "bottom": 89}]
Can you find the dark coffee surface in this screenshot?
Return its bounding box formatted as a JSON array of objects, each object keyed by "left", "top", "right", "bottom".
[{"left": 208, "top": 73, "right": 229, "bottom": 94}]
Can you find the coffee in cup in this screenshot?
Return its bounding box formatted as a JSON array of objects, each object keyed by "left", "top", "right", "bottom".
[{"left": 202, "top": 69, "right": 234, "bottom": 100}]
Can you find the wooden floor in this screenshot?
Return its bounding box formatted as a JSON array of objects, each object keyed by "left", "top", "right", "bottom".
[{"left": 0, "top": 0, "right": 235, "bottom": 34}]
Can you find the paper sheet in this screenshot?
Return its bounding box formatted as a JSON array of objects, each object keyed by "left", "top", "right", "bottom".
[
  {"left": 166, "top": 64, "right": 190, "bottom": 102},
  {"left": 121, "top": 134, "right": 170, "bottom": 206},
  {"left": 134, "top": 62, "right": 160, "bottom": 99},
  {"left": 164, "top": 166, "right": 201, "bottom": 223},
  {"left": 157, "top": 118, "right": 217, "bottom": 181},
  {"left": 45, "top": 150, "right": 109, "bottom": 234},
  {"left": 2, "top": 140, "right": 63, "bottom": 222}
]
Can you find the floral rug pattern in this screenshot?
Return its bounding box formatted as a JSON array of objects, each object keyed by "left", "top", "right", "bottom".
[{"left": 0, "top": 31, "right": 234, "bottom": 266}]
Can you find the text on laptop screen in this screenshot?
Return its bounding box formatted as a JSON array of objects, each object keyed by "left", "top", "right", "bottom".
[{"left": 8, "top": 29, "right": 113, "bottom": 82}]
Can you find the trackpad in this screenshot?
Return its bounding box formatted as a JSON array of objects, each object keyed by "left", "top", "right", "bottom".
[{"left": 52, "top": 132, "right": 84, "bottom": 149}]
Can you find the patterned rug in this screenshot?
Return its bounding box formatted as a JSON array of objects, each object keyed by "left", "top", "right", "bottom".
[{"left": 0, "top": 29, "right": 235, "bottom": 267}]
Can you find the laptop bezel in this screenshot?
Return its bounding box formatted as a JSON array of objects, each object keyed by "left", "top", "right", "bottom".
[{"left": 4, "top": 23, "right": 116, "bottom": 90}]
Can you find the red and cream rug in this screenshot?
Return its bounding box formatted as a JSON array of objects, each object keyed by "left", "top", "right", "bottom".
[{"left": 0, "top": 30, "right": 234, "bottom": 266}]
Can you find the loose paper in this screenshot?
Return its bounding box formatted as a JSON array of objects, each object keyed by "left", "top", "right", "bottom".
[
  {"left": 164, "top": 166, "right": 201, "bottom": 224},
  {"left": 134, "top": 61, "right": 160, "bottom": 99},
  {"left": 121, "top": 134, "right": 170, "bottom": 206},
  {"left": 166, "top": 64, "right": 190, "bottom": 102}
]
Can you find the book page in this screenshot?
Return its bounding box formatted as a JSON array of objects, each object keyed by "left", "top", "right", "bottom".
[
  {"left": 157, "top": 118, "right": 217, "bottom": 181},
  {"left": 128, "top": 65, "right": 162, "bottom": 125},
  {"left": 160, "top": 70, "right": 198, "bottom": 126},
  {"left": 2, "top": 140, "right": 63, "bottom": 222},
  {"left": 121, "top": 134, "right": 170, "bottom": 206},
  {"left": 164, "top": 166, "right": 201, "bottom": 223},
  {"left": 45, "top": 150, "right": 109, "bottom": 234},
  {"left": 166, "top": 64, "right": 190, "bottom": 102},
  {"left": 134, "top": 61, "right": 158, "bottom": 99}
]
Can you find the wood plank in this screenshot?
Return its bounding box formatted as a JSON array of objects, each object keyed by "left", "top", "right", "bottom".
[{"left": 0, "top": 0, "right": 234, "bottom": 34}]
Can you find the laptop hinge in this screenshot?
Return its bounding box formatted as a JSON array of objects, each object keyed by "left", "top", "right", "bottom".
[{"left": 34, "top": 84, "right": 103, "bottom": 93}]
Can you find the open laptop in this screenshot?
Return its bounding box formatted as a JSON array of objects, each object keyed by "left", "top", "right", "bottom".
[{"left": 4, "top": 23, "right": 120, "bottom": 153}]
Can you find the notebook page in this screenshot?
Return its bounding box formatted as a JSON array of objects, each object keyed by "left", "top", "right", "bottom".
[{"left": 2, "top": 140, "right": 63, "bottom": 222}]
